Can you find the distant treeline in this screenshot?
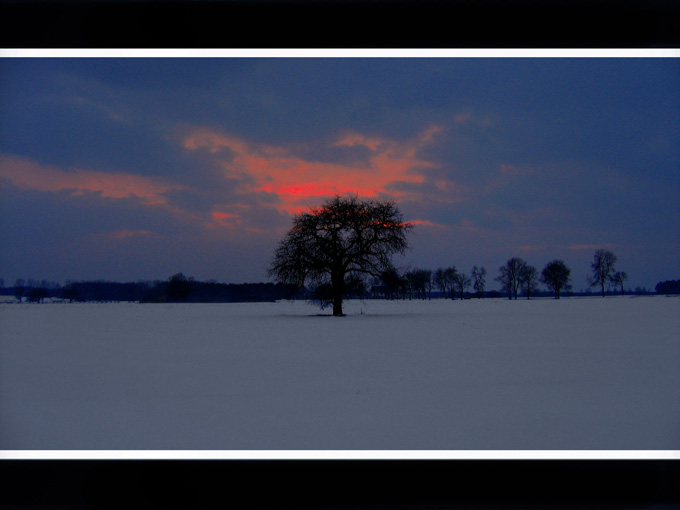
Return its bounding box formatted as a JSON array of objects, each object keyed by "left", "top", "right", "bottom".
[
  {"left": 655, "top": 280, "right": 680, "bottom": 295},
  {"left": 0, "top": 274, "right": 299, "bottom": 303},
  {"left": 0, "top": 273, "right": 674, "bottom": 303}
]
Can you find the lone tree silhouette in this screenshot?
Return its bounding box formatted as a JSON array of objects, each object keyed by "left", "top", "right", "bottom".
[
  {"left": 589, "top": 249, "right": 617, "bottom": 297},
  {"left": 541, "top": 259, "right": 572, "bottom": 299},
  {"left": 610, "top": 270, "right": 628, "bottom": 296},
  {"left": 471, "top": 265, "right": 486, "bottom": 298},
  {"left": 496, "top": 257, "right": 526, "bottom": 300},
  {"left": 268, "top": 195, "right": 412, "bottom": 316}
]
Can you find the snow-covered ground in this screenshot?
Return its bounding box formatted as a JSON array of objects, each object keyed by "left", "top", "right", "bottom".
[{"left": 1, "top": 296, "right": 678, "bottom": 450}]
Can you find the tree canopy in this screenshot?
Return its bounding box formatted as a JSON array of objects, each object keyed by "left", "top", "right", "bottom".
[
  {"left": 268, "top": 195, "right": 412, "bottom": 315},
  {"left": 541, "top": 259, "right": 572, "bottom": 299}
]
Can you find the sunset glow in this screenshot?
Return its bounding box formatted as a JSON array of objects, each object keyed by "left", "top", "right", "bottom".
[
  {"left": 0, "top": 154, "right": 182, "bottom": 206},
  {"left": 183, "top": 126, "right": 438, "bottom": 213},
  {"left": 0, "top": 57, "right": 677, "bottom": 287}
]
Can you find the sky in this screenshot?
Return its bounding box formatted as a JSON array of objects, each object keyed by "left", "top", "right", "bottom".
[{"left": 0, "top": 55, "right": 679, "bottom": 290}]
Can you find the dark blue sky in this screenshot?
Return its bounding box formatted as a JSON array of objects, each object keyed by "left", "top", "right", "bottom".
[{"left": 1, "top": 56, "right": 678, "bottom": 290}]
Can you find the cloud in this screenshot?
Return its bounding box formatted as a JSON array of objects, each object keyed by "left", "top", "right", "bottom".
[
  {"left": 95, "top": 229, "right": 153, "bottom": 241},
  {"left": 182, "top": 125, "right": 444, "bottom": 214},
  {"left": 0, "top": 154, "right": 183, "bottom": 206},
  {"left": 408, "top": 219, "right": 448, "bottom": 228}
]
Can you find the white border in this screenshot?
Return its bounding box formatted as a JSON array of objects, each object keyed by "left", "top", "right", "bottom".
[
  {"left": 1, "top": 48, "right": 680, "bottom": 58},
  {"left": 2, "top": 450, "right": 679, "bottom": 460}
]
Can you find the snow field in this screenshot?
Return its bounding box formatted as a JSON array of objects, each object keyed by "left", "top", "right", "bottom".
[{"left": 0, "top": 296, "right": 678, "bottom": 450}]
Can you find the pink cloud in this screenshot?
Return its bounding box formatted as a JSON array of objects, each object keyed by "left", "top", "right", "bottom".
[
  {"left": 407, "top": 219, "right": 448, "bottom": 229},
  {"left": 0, "top": 154, "right": 183, "bottom": 206},
  {"left": 209, "top": 210, "right": 243, "bottom": 229},
  {"left": 182, "top": 126, "right": 443, "bottom": 214}
]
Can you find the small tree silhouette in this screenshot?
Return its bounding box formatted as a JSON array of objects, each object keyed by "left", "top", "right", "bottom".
[
  {"left": 453, "top": 271, "right": 471, "bottom": 299},
  {"left": 541, "top": 260, "right": 572, "bottom": 299},
  {"left": 471, "top": 266, "right": 487, "bottom": 298},
  {"left": 166, "top": 273, "right": 194, "bottom": 301},
  {"left": 496, "top": 257, "right": 526, "bottom": 300},
  {"left": 519, "top": 263, "right": 539, "bottom": 299},
  {"left": 610, "top": 271, "right": 628, "bottom": 296},
  {"left": 589, "top": 249, "right": 617, "bottom": 297}
]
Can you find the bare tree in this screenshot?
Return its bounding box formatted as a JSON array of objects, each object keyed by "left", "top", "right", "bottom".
[
  {"left": 423, "top": 269, "right": 434, "bottom": 300},
  {"left": 405, "top": 268, "right": 433, "bottom": 300},
  {"left": 434, "top": 266, "right": 457, "bottom": 299},
  {"left": 268, "top": 195, "right": 412, "bottom": 316},
  {"left": 453, "top": 271, "right": 471, "bottom": 299},
  {"left": 610, "top": 271, "right": 628, "bottom": 296},
  {"left": 496, "top": 257, "right": 526, "bottom": 300},
  {"left": 13, "top": 279, "right": 25, "bottom": 302},
  {"left": 519, "top": 263, "right": 539, "bottom": 299},
  {"left": 444, "top": 267, "right": 458, "bottom": 299},
  {"left": 433, "top": 268, "right": 447, "bottom": 298},
  {"left": 541, "top": 259, "right": 572, "bottom": 299},
  {"left": 471, "top": 266, "right": 487, "bottom": 298},
  {"left": 589, "top": 249, "right": 617, "bottom": 297},
  {"left": 377, "top": 267, "right": 408, "bottom": 300},
  {"left": 416, "top": 269, "right": 431, "bottom": 299}
]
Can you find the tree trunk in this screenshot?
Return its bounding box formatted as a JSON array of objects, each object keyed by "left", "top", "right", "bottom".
[
  {"left": 333, "top": 294, "right": 343, "bottom": 316},
  {"left": 331, "top": 270, "right": 344, "bottom": 316}
]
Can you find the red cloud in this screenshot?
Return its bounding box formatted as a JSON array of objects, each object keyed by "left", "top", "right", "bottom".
[{"left": 183, "top": 126, "right": 442, "bottom": 214}]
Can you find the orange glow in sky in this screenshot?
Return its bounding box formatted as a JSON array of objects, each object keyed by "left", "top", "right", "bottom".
[
  {"left": 183, "top": 126, "right": 442, "bottom": 214},
  {"left": 0, "top": 154, "right": 182, "bottom": 206}
]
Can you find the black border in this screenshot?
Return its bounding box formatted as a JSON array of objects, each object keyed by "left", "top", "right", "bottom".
[
  {"left": 1, "top": 460, "right": 679, "bottom": 508},
  {"left": 1, "top": 0, "right": 680, "bottom": 49},
  {"left": 1, "top": 1, "right": 679, "bottom": 509}
]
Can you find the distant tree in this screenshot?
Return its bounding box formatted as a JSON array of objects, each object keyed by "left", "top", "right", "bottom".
[
  {"left": 268, "top": 195, "right": 412, "bottom": 316},
  {"left": 405, "top": 268, "right": 431, "bottom": 300},
  {"left": 378, "top": 267, "right": 408, "bottom": 300},
  {"left": 589, "top": 249, "right": 617, "bottom": 297},
  {"left": 453, "top": 271, "right": 471, "bottom": 299},
  {"left": 541, "top": 260, "right": 572, "bottom": 299},
  {"left": 423, "top": 269, "right": 434, "bottom": 299},
  {"left": 166, "top": 272, "right": 194, "bottom": 301},
  {"left": 471, "top": 266, "right": 486, "bottom": 298},
  {"left": 27, "top": 287, "right": 48, "bottom": 303},
  {"left": 434, "top": 266, "right": 458, "bottom": 299},
  {"left": 13, "top": 279, "right": 25, "bottom": 302},
  {"left": 433, "top": 268, "right": 446, "bottom": 298},
  {"left": 519, "top": 263, "right": 539, "bottom": 299},
  {"left": 610, "top": 271, "right": 628, "bottom": 296},
  {"left": 61, "top": 285, "right": 79, "bottom": 303},
  {"left": 404, "top": 270, "right": 417, "bottom": 300},
  {"left": 655, "top": 280, "right": 680, "bottom": 295},
  {"left": 496, "top": 257, "right": 526, "bottom": 300}
]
